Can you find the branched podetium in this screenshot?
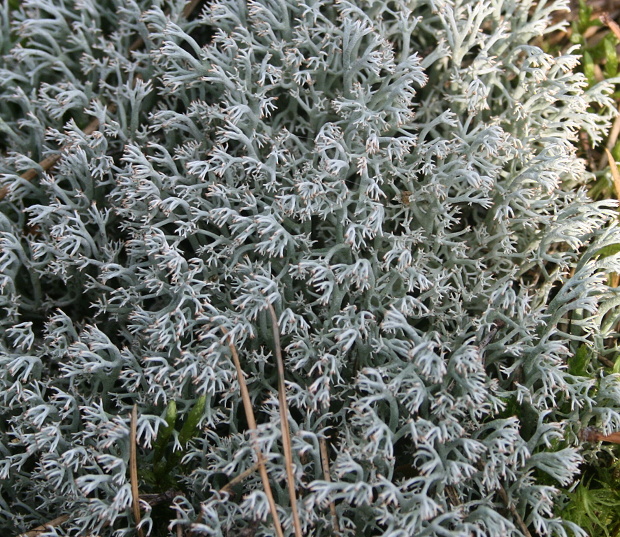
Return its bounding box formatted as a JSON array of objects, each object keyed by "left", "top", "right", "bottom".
[{"left": 2, "top": 0, "right": 620, "bottom": 535}]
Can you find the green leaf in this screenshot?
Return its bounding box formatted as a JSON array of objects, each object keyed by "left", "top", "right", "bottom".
[
  {"left": 562, "top": 480, "right": 618, "bottom": 537},
  {"left": 178, "top": 395, "right": 207, "bottom": 447},
  {"left": 583, "top": 51, "right": 596, "bottom": 87},
  {"left": 604, "top": 34, "right": 619, "bottom": 79},
  {"left": 596, "top": 244, "right": 620, "bottom": 258},
  {"left": 570, "top": 22, "right": 585, "bottom": 45},
  {"left": 568, "top": 345, "right": 590, "bottom": 376},
  {"left": 152, "top": 400, "right": 177, "bottom": 464},
  {"left": 613, "top": 140, "right": 620, "bottom": 163},
  {"left": 578, "top": 0, "right": 594, "bottom": 34}
]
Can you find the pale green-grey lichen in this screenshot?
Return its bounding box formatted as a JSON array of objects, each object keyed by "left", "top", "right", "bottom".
[{"left": 1, "top": 0, "right": 620, "bottom": 535}]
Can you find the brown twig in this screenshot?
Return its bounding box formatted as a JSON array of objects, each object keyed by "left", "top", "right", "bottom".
[
  {"left": 445, "top": 485, "right": 461, "bottom": 508},
  {"left": 223, "top": 327, "right": 285, "bottom": 537},
  {"left": 601, "top": 12, "right": 620, "bottom": 41},
  {"left": 0, "top": 111, "right": 112, "bottom": 202},
  {"left": 598, "top": 105, "right": 620, "bottom": 170},
  {"left": 497, "top": 485, "right": 533, "bottom": 537},
  {"left": 580, "top": 426, "right": 620, "bottom": 444},
  {"left": 176, "top": 509, "right": 183, "bottom": 537},
  {"left": 605, "top": 147, "right": 620, "bottom": 198},
  {"left": 181, "top": 0, "right": 203, "bottom": 19},
  {"left": 190, "top": 463, "right": 261, "bottom": 532},
  {"left": 597, "top": 14, "right": 620, "bottom": 171},
  {"left": 139, "top": 489, "right": 181, "bottom": 507},
  {"left": 19, "top": 515, "right": 70, "bottom": 537},
  {"left": 130, "top": 404, "right": 145, "bottom": 537},
  {"left": 597, "top": 354, "right": 616, "bottom": 368},
  {"left": 1, "top": 0, "right": 205, "bottom": 202},
  {"left": 219, "top": 463, "right": 261, "bottom": 495},
  {"left": 267, "top": 303, "right": 303, "bottom": 537},
  {"left": 602, "top": 148, "right": 620, "bottom": 285},
  {"left": 319, "top": 436, "right": 340, "bottom": 534}
]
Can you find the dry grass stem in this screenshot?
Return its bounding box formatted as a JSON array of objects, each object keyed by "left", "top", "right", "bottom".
[
  {"left": 604, "top": 147, "right": 620, "bottom": 292},
  {"left": 191, "top": 464, "right": 260, "bottom": 530},
  {"left": 130, "top": 404, "right": 145, "bottom": 537},
  {"left": 601, "top": 12, "right": 620, "bottom": 41},
  {"left": 267, "top": 304, "right": 303, "bottom": 537},
  {"left": 223, "top": 327, "right": 285, "bottom": 537},
  {"left": 176, "top": 510, "right": 183, "bottom": 537},
  {"left": 319, "top": 436, "right": 341, "bottom": 534},
  {"left": 220, "top": 463, "right": 261, "bottom": 495},
  {"left": 600, "top": 116, "right": 620, "bottom": 169},
  {"left": 604, "top": 147, "right": 620, "bottom": 198},
  {"left": 19, "top": 515, "right": 70, "bottom": 537},
  {"left": 182, "top": 0, "right": 203, "bottom": 18}
]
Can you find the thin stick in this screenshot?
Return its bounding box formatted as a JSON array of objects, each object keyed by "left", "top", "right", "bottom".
[
  {"left": 497, "top": 485, "right": 532, "bottom": 537},
  {"left": 601, "top": 13, "right": 620, "bottom": 41},
  {"left": 176, "top": 510, "right": 183, "bottom": 537},
  {"left": 605, "top": 147, "right": 620, "bottom": 198},
  {"left": 604, "top": 147, "right": 620, "bottom": 286},
  {"left": 1, "top": 0, "right": 205, "bottom": 202},
  {"left": 599, "top": 102, "right": 620, "bottom": 170},
  {"left": 0, "top": 112, "right": 108, "bottom": 201},
  {"left": 223, "top": 328, "right": 285, "bottom": 537},
  {"left": 319, "top": 436, "right": 340, "bottom": 534},
  {"left": 130, "top": 404, "right": 145, "bottom": 537},
  {"left": 190, "top": 463, "right": 261, "bottom": 531},
  {"left": 267, "top": 304, "right": 303, "bottom": 537},
  {"left": 20, "top": 153, "right": 62, "bottom": 183},
  {"left": 219, "top": 463, "right": 261, "bottom": 495},
  {"left": 581, "top": 426, "right": 620, "bottom": 444},
  {"left": 597, "top": 11, "right": 620, "bottom": 172},
  {"left": 597, "top": 354, "right": 616, "bottom": 368},
  {"left": 0, "top": 151, "right": 59, "bottom": 200},
  {"left": 603, "top": 147, "right": 620, "bottom": 288},
  {"left": 19, "top": 515, "right": 70, "bottom": 537},
  {"left": 181, "top": 0, "right": 203, "bottom": 18}
]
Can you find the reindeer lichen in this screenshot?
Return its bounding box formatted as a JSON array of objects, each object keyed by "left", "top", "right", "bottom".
[{"left": 1, "top": 0, "right": 620, "bottom": 536}]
